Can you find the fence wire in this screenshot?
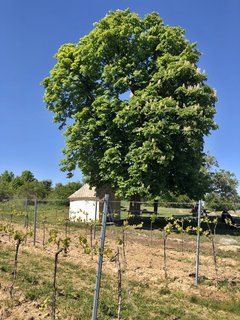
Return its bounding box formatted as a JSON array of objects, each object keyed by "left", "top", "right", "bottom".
[{"left": 0, "top": 197, "right": 239, "bottom": 249}]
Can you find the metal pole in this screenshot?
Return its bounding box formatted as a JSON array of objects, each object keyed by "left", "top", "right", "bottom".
[
  {"left": 195, "top": 200, "right": 202, "bottom": 286},
  {"left": 93, "top": 199, "right": 98, "bottom": 240},
  {"left": 33, "top": 199, "right": 37, "bottom": 246},
  {"left": 92, "top": 194, "right": 109, "bottom": 320},
  {"left": 24, "top": 199, "right": 28, "bottom": 228}
]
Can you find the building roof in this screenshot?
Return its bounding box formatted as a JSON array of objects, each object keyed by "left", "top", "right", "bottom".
[{"left": 68, "top": 184, "right": 97, "bottom": 201}]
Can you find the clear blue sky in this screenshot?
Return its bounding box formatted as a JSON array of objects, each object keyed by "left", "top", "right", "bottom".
[{"left": 0, "top": 0, "right": 239, "bottom": 188}]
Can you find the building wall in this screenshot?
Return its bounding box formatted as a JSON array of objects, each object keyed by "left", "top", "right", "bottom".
[{"left": 69, "top": 200, "right": 99, "bottom": 221}]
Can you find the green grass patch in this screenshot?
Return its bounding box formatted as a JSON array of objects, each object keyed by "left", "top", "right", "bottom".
[{"left": 189, "top": 294, "right": 240, "bottom": 315}]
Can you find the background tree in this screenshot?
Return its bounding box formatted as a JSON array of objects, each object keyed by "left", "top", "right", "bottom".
[
  {"left": 0, "top": 170, "right": 82, "bottom": 202},
  {"left": 0, "top": 170, "right": 53, "bottom": 201},
  {"left": 205, "top": 169, "right": 239, "bottom": 210},
  {"left": 0, "top": 171, "right": 15, "bottom": 200},
  {"left": 17, "top": 179, "right": 52, "bottom": 200},
  {"left": 49, "top": 181, "right": 82, "bottom": 205},
  {"left": 12, "top": 170, "right": 36, "bottom": 190},
  {"left": 11, "top": 170, "right": 51, "bottom": 200},
  {"left": 42, "top": 9, "right": 217, "bottom": 203}
]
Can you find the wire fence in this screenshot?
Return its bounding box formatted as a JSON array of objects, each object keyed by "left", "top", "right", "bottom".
[
  {"left": 1, "top": 196, "right": 239, "bottom": 242},
  {"left": 0, "top": 197, "right": 240, "bottom": 233}
]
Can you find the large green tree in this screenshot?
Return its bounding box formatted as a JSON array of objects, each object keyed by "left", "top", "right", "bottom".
[{"left": 42, "top": 9, "right": 217, "bottom": 200}]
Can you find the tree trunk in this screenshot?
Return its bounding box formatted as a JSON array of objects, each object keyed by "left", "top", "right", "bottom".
[
  {"left": 129, "top": 195, "right": 141, "bottom": 215},
  {"left": 153, "top": 200, "right": 158, "bottom": 214}
]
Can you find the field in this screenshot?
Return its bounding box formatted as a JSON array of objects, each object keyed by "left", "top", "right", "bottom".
[{"left": 0, "top": 202, "right": 240, "bottom": 320}]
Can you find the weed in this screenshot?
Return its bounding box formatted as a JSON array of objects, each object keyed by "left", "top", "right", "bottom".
[{"left": 159, "top": 287, "right": 171, "bottom": 295}]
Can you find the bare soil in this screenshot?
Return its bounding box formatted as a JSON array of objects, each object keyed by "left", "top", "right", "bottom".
[{"left": 0, "top": 222, "right": 240, "bottom": 319}]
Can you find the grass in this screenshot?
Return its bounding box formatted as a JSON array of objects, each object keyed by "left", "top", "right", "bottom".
[
  {"left": 0, "top": 200, "right": 69, "bottom": 226},
  {"left": 189, "top": 294, "right": 240, "bottom": 314},
  {"left": 120, "top": 202, "right": 192, "bottom": 219}
]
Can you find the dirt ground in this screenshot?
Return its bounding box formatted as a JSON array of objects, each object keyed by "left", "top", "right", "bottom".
[{"left": 0, "top": 222, "right": 240, "bottom": 319}]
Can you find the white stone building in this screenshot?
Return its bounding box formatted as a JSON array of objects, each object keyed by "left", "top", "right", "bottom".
[{"left": 68, "top": 184, "right": 120, "bottom": 222}]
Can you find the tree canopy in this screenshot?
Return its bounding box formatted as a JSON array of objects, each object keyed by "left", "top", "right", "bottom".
[{"left": 42, "top": 9, "right": 217, "bottom": 200}]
